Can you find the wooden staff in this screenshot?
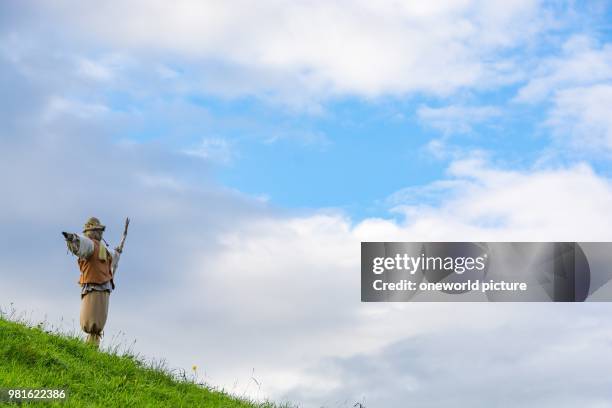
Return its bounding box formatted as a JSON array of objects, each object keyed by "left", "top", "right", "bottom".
[{"left": 113, "top": 217, "right": 130, "bottom": 275}]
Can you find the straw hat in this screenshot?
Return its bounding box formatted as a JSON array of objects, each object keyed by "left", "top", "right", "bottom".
[{"left": 83, "top": 217, "right": 106, "bottom": 233}]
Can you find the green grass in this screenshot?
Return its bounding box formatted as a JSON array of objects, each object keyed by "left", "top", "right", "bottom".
[{"left": 0, "top": 317, "right": 285, "bottom": 407}]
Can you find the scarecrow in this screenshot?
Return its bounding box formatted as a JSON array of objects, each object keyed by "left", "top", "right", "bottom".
[{"left": 62, "top": 217, "right": 129, "bottom": 347}]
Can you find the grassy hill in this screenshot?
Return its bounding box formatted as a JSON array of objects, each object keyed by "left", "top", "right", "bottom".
[{"left": 0, "top": 317, "right": 283, "bottom": 407}]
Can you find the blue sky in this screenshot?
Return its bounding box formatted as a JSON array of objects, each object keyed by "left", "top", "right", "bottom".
[
  {"left": 25, "top": 0, "right": 606, "bottom": 220},
  {"left": 3, "top": 1, "right": 612, "bottom": 407}
]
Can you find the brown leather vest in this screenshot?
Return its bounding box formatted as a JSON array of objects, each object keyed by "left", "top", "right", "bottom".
[{"left": 78, "top": 239, "right": 114, "bottom": 287}]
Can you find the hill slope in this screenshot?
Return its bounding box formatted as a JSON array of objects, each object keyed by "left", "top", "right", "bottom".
[{"left": 0, "top": 318, "right": 280, "bottom": 407}]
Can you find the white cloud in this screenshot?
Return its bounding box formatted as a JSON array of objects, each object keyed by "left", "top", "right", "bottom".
[
  {"left": 546, "top": 84, "right": 612, "bottom": 154},
  {"left": 512, "top": 35, "right": 612, "bottom": 155},
  {"left": 136, "top": 173, "right": 186, "bottom": 190},
  {"left": 44, "top": 96, "right": 109, "bottom": 121},
  {"left": 7, "top": 0, "right": 551, "bottom": 101},
  {"left": 76, "top": 57, "right": 114, "bottom": 81},
  {"left": 515, "top": 35, "right": 612, "bottom": 103},
  {"left": 383, "top": 157, "right": 612, "bottom": 241},
  {"left": 282, "top": 307, "right": 612, "bottom": 408},
  {"left": 183, "top": 137, "right": 235, "bottom": 164},
  {"left": 417, "top": 104, "right": 501, "bottom": 135}
]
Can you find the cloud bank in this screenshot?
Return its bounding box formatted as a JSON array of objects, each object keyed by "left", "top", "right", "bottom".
[{"left": 3, "top": 0, "right": 553, "bottom": 105}]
